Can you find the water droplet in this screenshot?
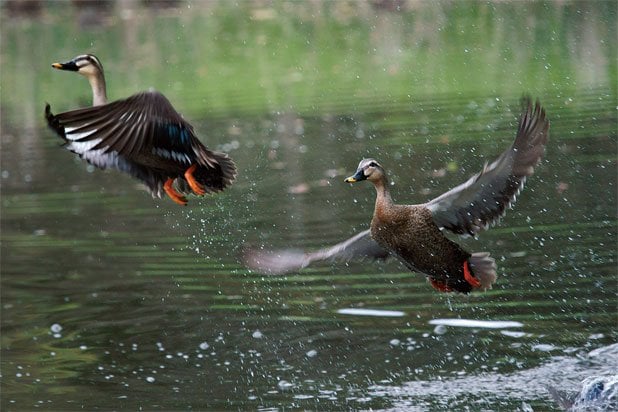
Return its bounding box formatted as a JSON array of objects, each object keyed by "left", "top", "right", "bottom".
[
  {"left": 433, "top": 325, "right": 447, "bottom": 335},
  {"left": 278, "top": 379, "right": 293, "bottom": 390}
]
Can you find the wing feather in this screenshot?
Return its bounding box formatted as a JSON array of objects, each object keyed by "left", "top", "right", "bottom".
[
  {"left": 426, "top": 97, "right": 549, "bottom": 236},
  {"left": 244, "top": 229, "right": 390, "bottom": 275},
  {"left": 47, "top": 91, "right": 193, "bottom": 159}
]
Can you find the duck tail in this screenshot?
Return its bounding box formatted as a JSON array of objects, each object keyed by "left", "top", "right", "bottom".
[{"left": 469, "top": 252, "right": 497, "bottom": 290}]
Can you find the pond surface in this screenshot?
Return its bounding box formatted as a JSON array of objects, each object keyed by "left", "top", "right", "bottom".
[{"left": 1, "top": 1, "right": 617, "bottom": 410}]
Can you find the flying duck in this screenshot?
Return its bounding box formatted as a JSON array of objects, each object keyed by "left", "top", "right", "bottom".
[
  {"left": 245, "top": 97, "right": 549, "bottom": 293},
  {"left": 45, "top": 54, "right": 236, "bottom": 205}
]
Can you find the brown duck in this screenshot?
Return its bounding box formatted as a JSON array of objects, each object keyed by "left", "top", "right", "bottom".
[
  {"left": 245, "top": 98, "right": 549, "bottom": 293},
  {"left": 45, "top": 54, "right": 236, "bottom": 205}
]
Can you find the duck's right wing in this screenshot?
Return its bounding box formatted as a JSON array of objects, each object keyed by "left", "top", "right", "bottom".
[{"left": 243, "top": 229, "right": 391, "bottom": 275}]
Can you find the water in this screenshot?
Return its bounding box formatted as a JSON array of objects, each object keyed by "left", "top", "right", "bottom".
[{"left": 1, "top": 1, "right": 617, "bottom": 410}]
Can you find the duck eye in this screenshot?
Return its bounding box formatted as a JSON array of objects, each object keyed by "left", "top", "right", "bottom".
[{"left": 368, "top": 162, "right": 378, "bottom": 168}]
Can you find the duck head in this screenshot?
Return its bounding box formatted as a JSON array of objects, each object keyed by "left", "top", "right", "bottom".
[
  {"left": 52, "top": 54, "right": 104, "bottom": 78},
  {"left": 51, "top": 54, "right": 107, "bottom": 106},
  {"left": 344, "top": 158, "right": 386, "bottom": 184}
]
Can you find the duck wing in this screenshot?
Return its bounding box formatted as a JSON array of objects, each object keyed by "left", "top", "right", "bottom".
[
  {"left": 45, "top": 91, "right": 231, "bottom": 169},
  {"left": 426, "top": 97, "right": 549, "bottom": 236},
  {"left": 45, "top": 91, "right": 236, "bottom": 195},
  {"left": 244, "top": 229, "right": 391, "bottom": 274}
]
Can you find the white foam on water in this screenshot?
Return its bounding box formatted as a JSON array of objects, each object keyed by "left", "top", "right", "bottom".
[
  {"left": 368, "top": 343, "right": 618, "bottom": 409},
  {"left": 337, "top": 308, "right": 406, "bottom": 317},
  {"left": 429, "top": 318, "right": 524, "bottom": 329}
]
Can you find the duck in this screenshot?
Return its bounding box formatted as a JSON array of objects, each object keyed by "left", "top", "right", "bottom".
[
  {"left": 45, "top": 54, "right": 236, "bottom": 205},
  {"left": 245, "top": 97, "right": 549, "bottom": 293}
]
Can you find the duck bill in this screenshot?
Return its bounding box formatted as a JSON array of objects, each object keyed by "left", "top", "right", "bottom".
[
  {"left": 51, "top": 59, "right": 79, "bottom": 71},
  {"left": 344, "top": 169, "right": 366, "bottom": 183}
]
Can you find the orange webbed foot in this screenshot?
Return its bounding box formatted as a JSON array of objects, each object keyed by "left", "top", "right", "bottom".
[
  {"left": 184, "top": 164, "right": 206, "bottom": 196},
  {"left": 429, "top": 278, "right": 453, "bottom": 293},
  {"left": 463, "top": 260, "right": 481, "bottom": 288},
  {"left": 163, "top": 178, "right": 188, "bottom": 206}
]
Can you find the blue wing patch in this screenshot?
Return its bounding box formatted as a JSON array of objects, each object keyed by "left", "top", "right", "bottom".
[{"left": 151, "top": 122, "right": 194, "bottom": 163}]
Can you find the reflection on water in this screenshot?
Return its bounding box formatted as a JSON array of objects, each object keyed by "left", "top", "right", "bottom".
[{"left": 1, "top": 1, "right": 617, "bottom": 411}]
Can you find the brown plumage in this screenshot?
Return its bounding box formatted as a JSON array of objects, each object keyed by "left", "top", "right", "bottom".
[{"left": 245, "top": 97, "right": 550, "bottom": 293}]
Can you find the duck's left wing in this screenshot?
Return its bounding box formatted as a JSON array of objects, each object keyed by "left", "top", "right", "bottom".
[
  {"left": 426, "top": 97, "right": 549, "bottom": 237},
  {"left": 244, "top": 229, "right": 390, "bottom": 275}
]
